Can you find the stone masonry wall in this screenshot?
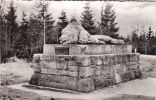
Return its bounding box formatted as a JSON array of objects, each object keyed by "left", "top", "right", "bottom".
[{"left": 30, "top": 53, "right": 142, "bottom": 92}]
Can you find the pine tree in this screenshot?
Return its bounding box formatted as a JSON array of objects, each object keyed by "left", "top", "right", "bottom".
[
  {"left": 35, "top": 0, "right": 55, "bottom": 44},
  {"left": 28, "top": 0, "right": 55, "bottom": 53},
  {"left": 101, "top": 3, "right": 119, "bottom": 38},
  {"left": 146, "top": 27, "right": 153, "bottom": 46},
  {"left": 4, "top": 1, "right": 18, "bottom": 56},
  {"left": 0, "top": 0, "right": 6, "bottom": 47},
  {"left": 15, "top": 11, "right": 30, "bottom": 59},
  {"left": 0, "top": 0, "right": 7, "bottom": 62},
  {"left": 81, "top": 3, "right": 96, "bottom": 35},
  {"left": 56, "top": 10, "right": 68, "bottom": 42}
]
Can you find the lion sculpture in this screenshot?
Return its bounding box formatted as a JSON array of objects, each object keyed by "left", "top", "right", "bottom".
[{"left": 59, "top": 20, "right": 124, "bottom": 45}]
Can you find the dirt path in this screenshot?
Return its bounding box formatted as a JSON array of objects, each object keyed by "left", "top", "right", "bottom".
[{"left": 6, "top": 78, "right": 156, "bottom": 100}]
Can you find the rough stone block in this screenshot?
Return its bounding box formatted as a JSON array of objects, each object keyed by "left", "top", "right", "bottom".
[
  {"left": 76, "top": 56, "right": 91, "bottom": 67},
  {"left": 38, "top": 61, "right": 57, "bottom": 69},
  {"left": 39, "top": 81, "right": 66, "bottom": 89},
  {"left": 65, "top": 70, "right": 78, "bottom": 77},
  {"left": 79, "top": 66, "right": 94, "bottom": 78},
  {"left": 109, "top": 55, "right": 116, "bottom": 65},
  {"left": 31, "top": 74, "right": 77, "bottom": 84},
  {"left": 40, "top": 68, "right": 66, "bottom": 76},
  {"left": 101, "top": 65, "right": 114, "bottom": 77},
  {"left": 115, "top": 54, "right": 122, "bottom": 64},
  {"left": 67, "top": 65, "right": 78, "bottom": 72},
  {"left": 48, "top": 61, "right": 57, "bottom": 69},
  {"left": 41, "top": 68, "right": 48, "bottom": 73},
  {"left": 90, "top": 56, "right": 103, "bottom": 66},
  {"left": 115, "top": 64, "right": 126, "bottom": 73},
  {"left": 94, "top": 66, "right": 102, "bottom": 76},
  {"left": 94, "top": 75, "right": 116, "bottom": 89},
  {"left": 64, "top": 78, "right": 78, "bottom": 90},
  {"left": 39, "top": 78, "right": 78, "bottom": 91},
  {"left": 116, "top": 69, "right": 142, "bottom": 83},
  {"left": 68, "top": 61, "right": 77, "bottom": 66},
  {"left": 129, "top": 70, "right": 136, "bottom": 80},
  {"left": 127, "top": 64, "right": 139, "bottom": 70},
  {"left": 119, "top": 72, "right": 131, "bottom": 82},
  {"left": 96, "top": 58, "right": 103, "bottom": 65},
  {"left": 134, "top": 69, "right": 142, "bottom": 78},
  {"left": 56, "top": 60, "right": 68, "bottom": 70},
  {"left": 77, "top": 78, "right": 95, "bottom": 92},
  {"left": 29, "top": 74, "right": 41, "bottom": 85}
]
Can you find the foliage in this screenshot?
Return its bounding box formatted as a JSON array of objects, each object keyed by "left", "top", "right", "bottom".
[
  {"left": 131, "top": 26, "right": 156, "bottom": 55},
  {"left": 56, "top": 10, "right": 68, "bottom": 43},
  {"left": 81, "top": 3, "right": 96, "bottom": 35},
  {"left": 4, "top": 1, "right": 19, "bottom": 48},
  {"left": 0, "top": 1, "right": 19, "bottom": 62},
  {"left": 100, "top": 3, "right": 119, "bottom": 38},
  {"left": 14, "top": 12, "right": 30, "bottom": 59},
  {"left": 35, "top": 0, "right": 55, "bottom": 44}
]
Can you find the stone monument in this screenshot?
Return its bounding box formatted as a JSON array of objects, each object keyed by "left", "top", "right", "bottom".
[{"left": 29, "top": 20, "right": 142, "bottom": 93}]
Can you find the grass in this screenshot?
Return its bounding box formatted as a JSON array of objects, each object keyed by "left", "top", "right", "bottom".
[
  {"left": 103, "top": 94, "right": 155, "bottom": 100},
  {"left": 139, "top": 55, "right": 156, "bottom": 78}
]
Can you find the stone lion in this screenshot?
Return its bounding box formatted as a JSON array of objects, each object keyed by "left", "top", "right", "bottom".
[{"left": 60, "top": 20, "right": 124, "bottom": 45}]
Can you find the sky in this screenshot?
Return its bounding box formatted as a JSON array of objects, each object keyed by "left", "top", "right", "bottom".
[{"left": 2, "top": 0, "right": 156, "bottom": 36}]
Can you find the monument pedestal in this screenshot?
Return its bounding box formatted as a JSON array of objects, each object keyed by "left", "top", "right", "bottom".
[{"left": 29, "top": 45, "right": 142, "bottom": 92}]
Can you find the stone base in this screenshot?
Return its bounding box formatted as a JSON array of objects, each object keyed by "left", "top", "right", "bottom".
[
  {"left": 30, "top": 69, "right": 142, "bottom": 92},
  {"left": 30, "top": 53, "right": 142, "bottom": 92}
]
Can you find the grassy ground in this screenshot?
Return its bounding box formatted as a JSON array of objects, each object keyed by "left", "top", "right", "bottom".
[
  {"left": 103, "top": 94, "right": 155, "bottom": 100},
  {"left": 140, "top": 55, "right": 156, "bottom": 78},
  {"left": 0, "top": 55, "right": 156, "bottom": 100}
]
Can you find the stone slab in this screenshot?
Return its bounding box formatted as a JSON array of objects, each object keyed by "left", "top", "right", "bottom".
[{"left": 43, "top": 44, "right": 132, "bottom": 55}]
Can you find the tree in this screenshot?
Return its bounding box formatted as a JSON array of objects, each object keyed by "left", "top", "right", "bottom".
[
  {"left": 146, "top": 27, "right": 153, "bottom": 46},
  {"left": 28, "top": 0, "right": 55, "bottom": 53},
  {"left": 56, "top": 10, "right": 68, "bottom": 43},
  {"left": 0, "top": 0, "right": 6, "bottom": 47},
  {"left": 15, "top": 11, "right": 30, "bottom": 59},
  {"left": 81, "top": 2, "right": 96, "bottom": 35},
  {"left": 101, "top": 3, "right": 119, "bottom": 38},
  {"left": 145, "top": 27, "right": 155, "bottom": 54},
  {"left": 0, "top": 0, "right": 7, "bottom": 62},
  {"left": 4, "top": 1, "right": 18, "bottom": 56},
  {"left": 35, "top": 0, "right": 55, "bottom": 44}
]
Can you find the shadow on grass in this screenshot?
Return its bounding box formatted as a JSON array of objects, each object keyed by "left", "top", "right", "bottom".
[{"left": 103, "top": 94, "right": 155, "bottom": 100}]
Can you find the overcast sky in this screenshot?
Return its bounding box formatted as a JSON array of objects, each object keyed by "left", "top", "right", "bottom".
[{"left": 3, "top": 1, "right": 156, "bottom": 36}]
